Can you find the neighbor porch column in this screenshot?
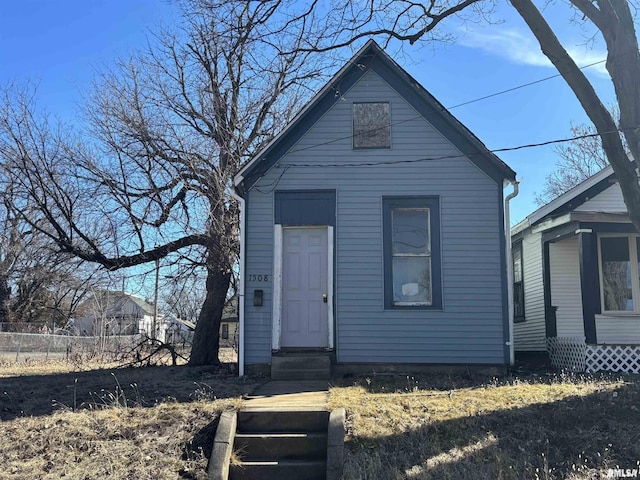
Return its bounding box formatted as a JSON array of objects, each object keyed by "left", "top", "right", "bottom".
[{"left": 578, "top": 230, "right": 599, "bottom": 344}]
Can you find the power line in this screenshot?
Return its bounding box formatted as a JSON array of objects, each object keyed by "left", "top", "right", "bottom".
[
  {"left": 283, "top": 126, "right": 622, "bottom": 168},
  {"left": 285, "top": 57, "right": 607, "bottom": 156},
  {"left": 447, "top": 58, "right": 607, "bottom": 110}
]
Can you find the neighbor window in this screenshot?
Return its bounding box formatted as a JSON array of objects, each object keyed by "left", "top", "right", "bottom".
[
  {"left": 383, "top": 197, "right": 441, "bottom": 309},
  {"left": 599, "top": 235, "right": 640, "bottom": 313},
  {"left": 221, "top": 323, "right": 229, "bottom": 340},
  {"left": 513, "top": 241, "right": 525, "bottom": 322},
  {"left": 353, "top": 102, "right": 390, "bottom": 149}
]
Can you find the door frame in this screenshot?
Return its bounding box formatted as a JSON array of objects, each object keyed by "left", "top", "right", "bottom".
[{"left": 272, "top": 224, "right": 334, "bottom": 350}]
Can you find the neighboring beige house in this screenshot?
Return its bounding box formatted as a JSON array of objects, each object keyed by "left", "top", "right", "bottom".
[
  {"left": 74, "top": 291, "right": 165, "bottom": 339},
  {"left": 513, "top": 164, "right": 640, "bottom": 373}
]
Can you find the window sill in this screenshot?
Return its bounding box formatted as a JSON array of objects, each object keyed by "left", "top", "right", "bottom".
[
  {"left": 514, "top": 317, "right": 526, "bottom": 324},
  {"left": 598, "top": 312, "right": 640, "bottom": 317},
  {"left": 353, "top": 146, "right": 391, "bottom": 150},
  {"left": 385, "top": 305, "right": 443, "bottom": 311}
]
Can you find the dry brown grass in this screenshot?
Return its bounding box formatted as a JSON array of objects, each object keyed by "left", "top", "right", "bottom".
[
  {"left": 330, "top": 372, "right": 640, "bottom": 480},
  {"left": 0, "top": 356, "right": 256, "bottom": 480}
]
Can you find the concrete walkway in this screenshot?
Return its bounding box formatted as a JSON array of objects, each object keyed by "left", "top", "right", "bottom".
[{"left": 243, "top": 380, "right": 329, "bottom": 409}]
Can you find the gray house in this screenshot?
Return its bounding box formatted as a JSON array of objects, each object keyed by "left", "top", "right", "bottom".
[
  {"left": 233, "top": 40, "right": 517, "bottom": 376},
  {"left": 513, "top": 165, "right": 640, "bottom": 373}
]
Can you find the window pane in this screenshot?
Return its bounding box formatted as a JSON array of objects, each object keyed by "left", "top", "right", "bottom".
[
  {"left": 513, "top": 247, "right": 522, "bottom": 283},
  {"left": 392, "top": 257, "right": 431, "bottom": 304},
  {"left": 514, "top": 282, "right": 524, "bottom": 318},
  {"left": 353, "top": 102, "right": 390, "bottom": 148},
  {"left": 392, "top": 209, "right": 429, "bottom": 255},
  {"left": 601, "top": 237, "right": 633, "bottom": 311}
]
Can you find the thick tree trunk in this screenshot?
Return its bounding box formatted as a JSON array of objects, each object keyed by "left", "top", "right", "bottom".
[
  {"left": 592, "top": 0, "right": 640, "bottom": 234},
  {"left": 511, "top": 0, "right": 640, "bottom": 233},
  {"left": 188, "top": 267, "right": 231, "bottom": 366}
]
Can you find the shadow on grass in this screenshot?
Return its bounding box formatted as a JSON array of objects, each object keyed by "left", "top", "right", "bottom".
[
  {"left": 338, "top": 373, "right": 640, "bottom": 479},
  {"left": 0, "top": 364, "right": 257, "bottom": 421},
  {"left": 183, "top": 417, "right": 219, "bottom": 463}
]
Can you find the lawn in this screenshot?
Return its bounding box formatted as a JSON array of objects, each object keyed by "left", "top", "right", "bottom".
[
  {"left": 330, "top": 372, "right": 640, "bottom": 479},
  {"left": 0, "top": 356, "right": 256, "bottom": 480},
  {"left": 2, "top": 358, "right": 639, "bottom": 480}
]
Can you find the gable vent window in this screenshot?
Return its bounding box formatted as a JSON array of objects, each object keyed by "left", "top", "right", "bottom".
[{"left": 353, "top": 102, "right": 390, "bottom": 149}]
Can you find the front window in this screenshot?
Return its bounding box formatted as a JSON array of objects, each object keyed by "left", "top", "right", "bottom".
[
  {"left": 599, "top": 235, "right": 640, "bottom": 312},
  {"left": 383, "top": 197, "right": 441, "bottom": 309},
  {"left": 353, "top": 102, "right": 390, "bottom": 149},
  {"left": 392, "top": 208, "right": 432, "bottom": 305}
]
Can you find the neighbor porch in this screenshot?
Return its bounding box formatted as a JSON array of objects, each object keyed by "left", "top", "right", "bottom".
[{"left": 533, "top": 211, "right": 640, "bottom": 372}]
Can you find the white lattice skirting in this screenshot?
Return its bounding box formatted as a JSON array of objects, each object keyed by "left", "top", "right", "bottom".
[
  {"left": 586, "top": 345, "right": 640, "bottom": 374},
  {"left": 547, "top": 337, "right": 640, "bottom": 374},
  {"left": 547, "top": 337, "right": 586, "bottom": 372}
]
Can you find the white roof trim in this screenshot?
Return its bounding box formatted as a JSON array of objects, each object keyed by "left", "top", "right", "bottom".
[
  {"left": 510, "top": 218, "right": 531, "bottom": 236},
  {"left": 233, "top": 40, "right": 377, "bottom": 187},
  {"left": 525, "top": 165, "right": 614, "bottom": 225}
]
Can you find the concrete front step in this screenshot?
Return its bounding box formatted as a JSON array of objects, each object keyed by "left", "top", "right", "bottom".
[
  {"left": 271, "top": 354, "right": 331, "bottom": 380},
  {"left": 229, "top": 460, "right": 326, "bottom": 480},
  {"left": 234, "top": 432, "right": 327, "bottom": 461},
  {"left": 238, "top": 409, "right": 330, "bottom": 433}
]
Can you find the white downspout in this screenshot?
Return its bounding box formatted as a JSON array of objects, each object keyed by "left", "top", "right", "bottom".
[
  {"left": 229, "top": 189, "right": 246, "bottom": 377},
  {"left": 505, "top": 179, "right": 520, "bottom": 366}
]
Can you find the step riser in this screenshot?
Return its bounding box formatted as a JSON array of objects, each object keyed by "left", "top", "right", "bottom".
[
  {"left": 238, "top": 410, "right": 329, "bottom": 433},
  {"left": 230, "top": 462, "right": 326, "bottom": 480},
  {"left": 271, "top": 370, "right": 330, "bottom": 381},
  {"left": 271, "top": 355, "right": 331, "bottom": 381},
  {"left": 234, "top": 433, "right": 327, "bottom": 461}
]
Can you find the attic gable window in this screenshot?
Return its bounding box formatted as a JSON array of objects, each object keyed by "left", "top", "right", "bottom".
[{"left": 353, "top": 102, "right": 390, "bottom": 149}]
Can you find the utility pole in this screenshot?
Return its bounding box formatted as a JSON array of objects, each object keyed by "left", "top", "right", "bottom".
[{"left": 153, "top": 259, "right": 159, "bottom": 341}]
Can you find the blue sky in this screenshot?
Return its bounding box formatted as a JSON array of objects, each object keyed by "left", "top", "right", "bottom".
[{"left": 0, "top": 0, "right": 617, "bottom": 225}]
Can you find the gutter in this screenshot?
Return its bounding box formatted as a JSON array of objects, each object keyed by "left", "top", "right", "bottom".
[
  {"left": 504, "top": 179, "right": 520, "bottom": 366},
  {"left": 229, "top": 189, "right": 246, "bottom": 377}
]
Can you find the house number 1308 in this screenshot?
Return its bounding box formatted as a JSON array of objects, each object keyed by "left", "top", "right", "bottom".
[{"left": 249, "top": 274, "right": 269, "bottom": 282}]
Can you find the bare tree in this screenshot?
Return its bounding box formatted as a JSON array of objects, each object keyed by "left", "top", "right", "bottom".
[
  {"left": 535, "top": 123, "right": 611, "bottom": 204},
  {"left": 163, "top": 269, "right": 207, "bottom": 325},
  {"left": 511, "top": 0, "right": 640, "bottom": 232},
  {"left": 0, "top": 1, "right": 324, "bottom": 364},
  {"left": 0, "top": 174, "right": 100, "bottom": 328},
  {"left": 294, "top": 0, "right": 640, "bottom": 232}
]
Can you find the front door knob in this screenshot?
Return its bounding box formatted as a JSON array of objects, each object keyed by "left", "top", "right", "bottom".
[{"left": 322, "top": 293, "right": 328, "bottom": 303}]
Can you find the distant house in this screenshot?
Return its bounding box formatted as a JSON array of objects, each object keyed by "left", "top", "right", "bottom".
[
  {"left": 220, "top": 297, "right": 239, "bottom": 348},
  {"left": 163, "top": 298, "right": 238, "bottom": 348},
  {"left": 164, "top": 316, "right": 195, "bottom": 345},
  {"left": 233, "top": 40, "right": 517, "bottom": 376},
  {"left": 512, "top": 164, "right": 640, "bottom": 373},
  {"left": 74, "top": 291, "right": 165, "bottom": 339}
]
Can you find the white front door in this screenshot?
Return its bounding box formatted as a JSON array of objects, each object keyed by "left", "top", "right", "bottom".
[{"left": 280, "top": 227, "right": 329, "bottom": 348}]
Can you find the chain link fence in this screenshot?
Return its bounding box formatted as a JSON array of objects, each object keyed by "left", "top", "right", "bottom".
[
  {"left": 0, "top": 323, "right": 237, "bottom": 364},
  {"left": 0, "top": 332, "right": 146, "bottom": 362}
]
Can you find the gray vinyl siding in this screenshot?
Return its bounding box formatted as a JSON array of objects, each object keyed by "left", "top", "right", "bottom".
[
  {"left": 596, "top": 315, "right": 640, "bottom": 344},
  {"left": 574, "top": 183, "right": 627, "bottom": 212},
  {"left": 244, "top": 70, "right": 506, "bottom": 364},
  {"left": 549, "top": 237, "right": 585, "bottom": 338},
  {"left": 513, "top": 230, "right": 547, "bottom": 351}
]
